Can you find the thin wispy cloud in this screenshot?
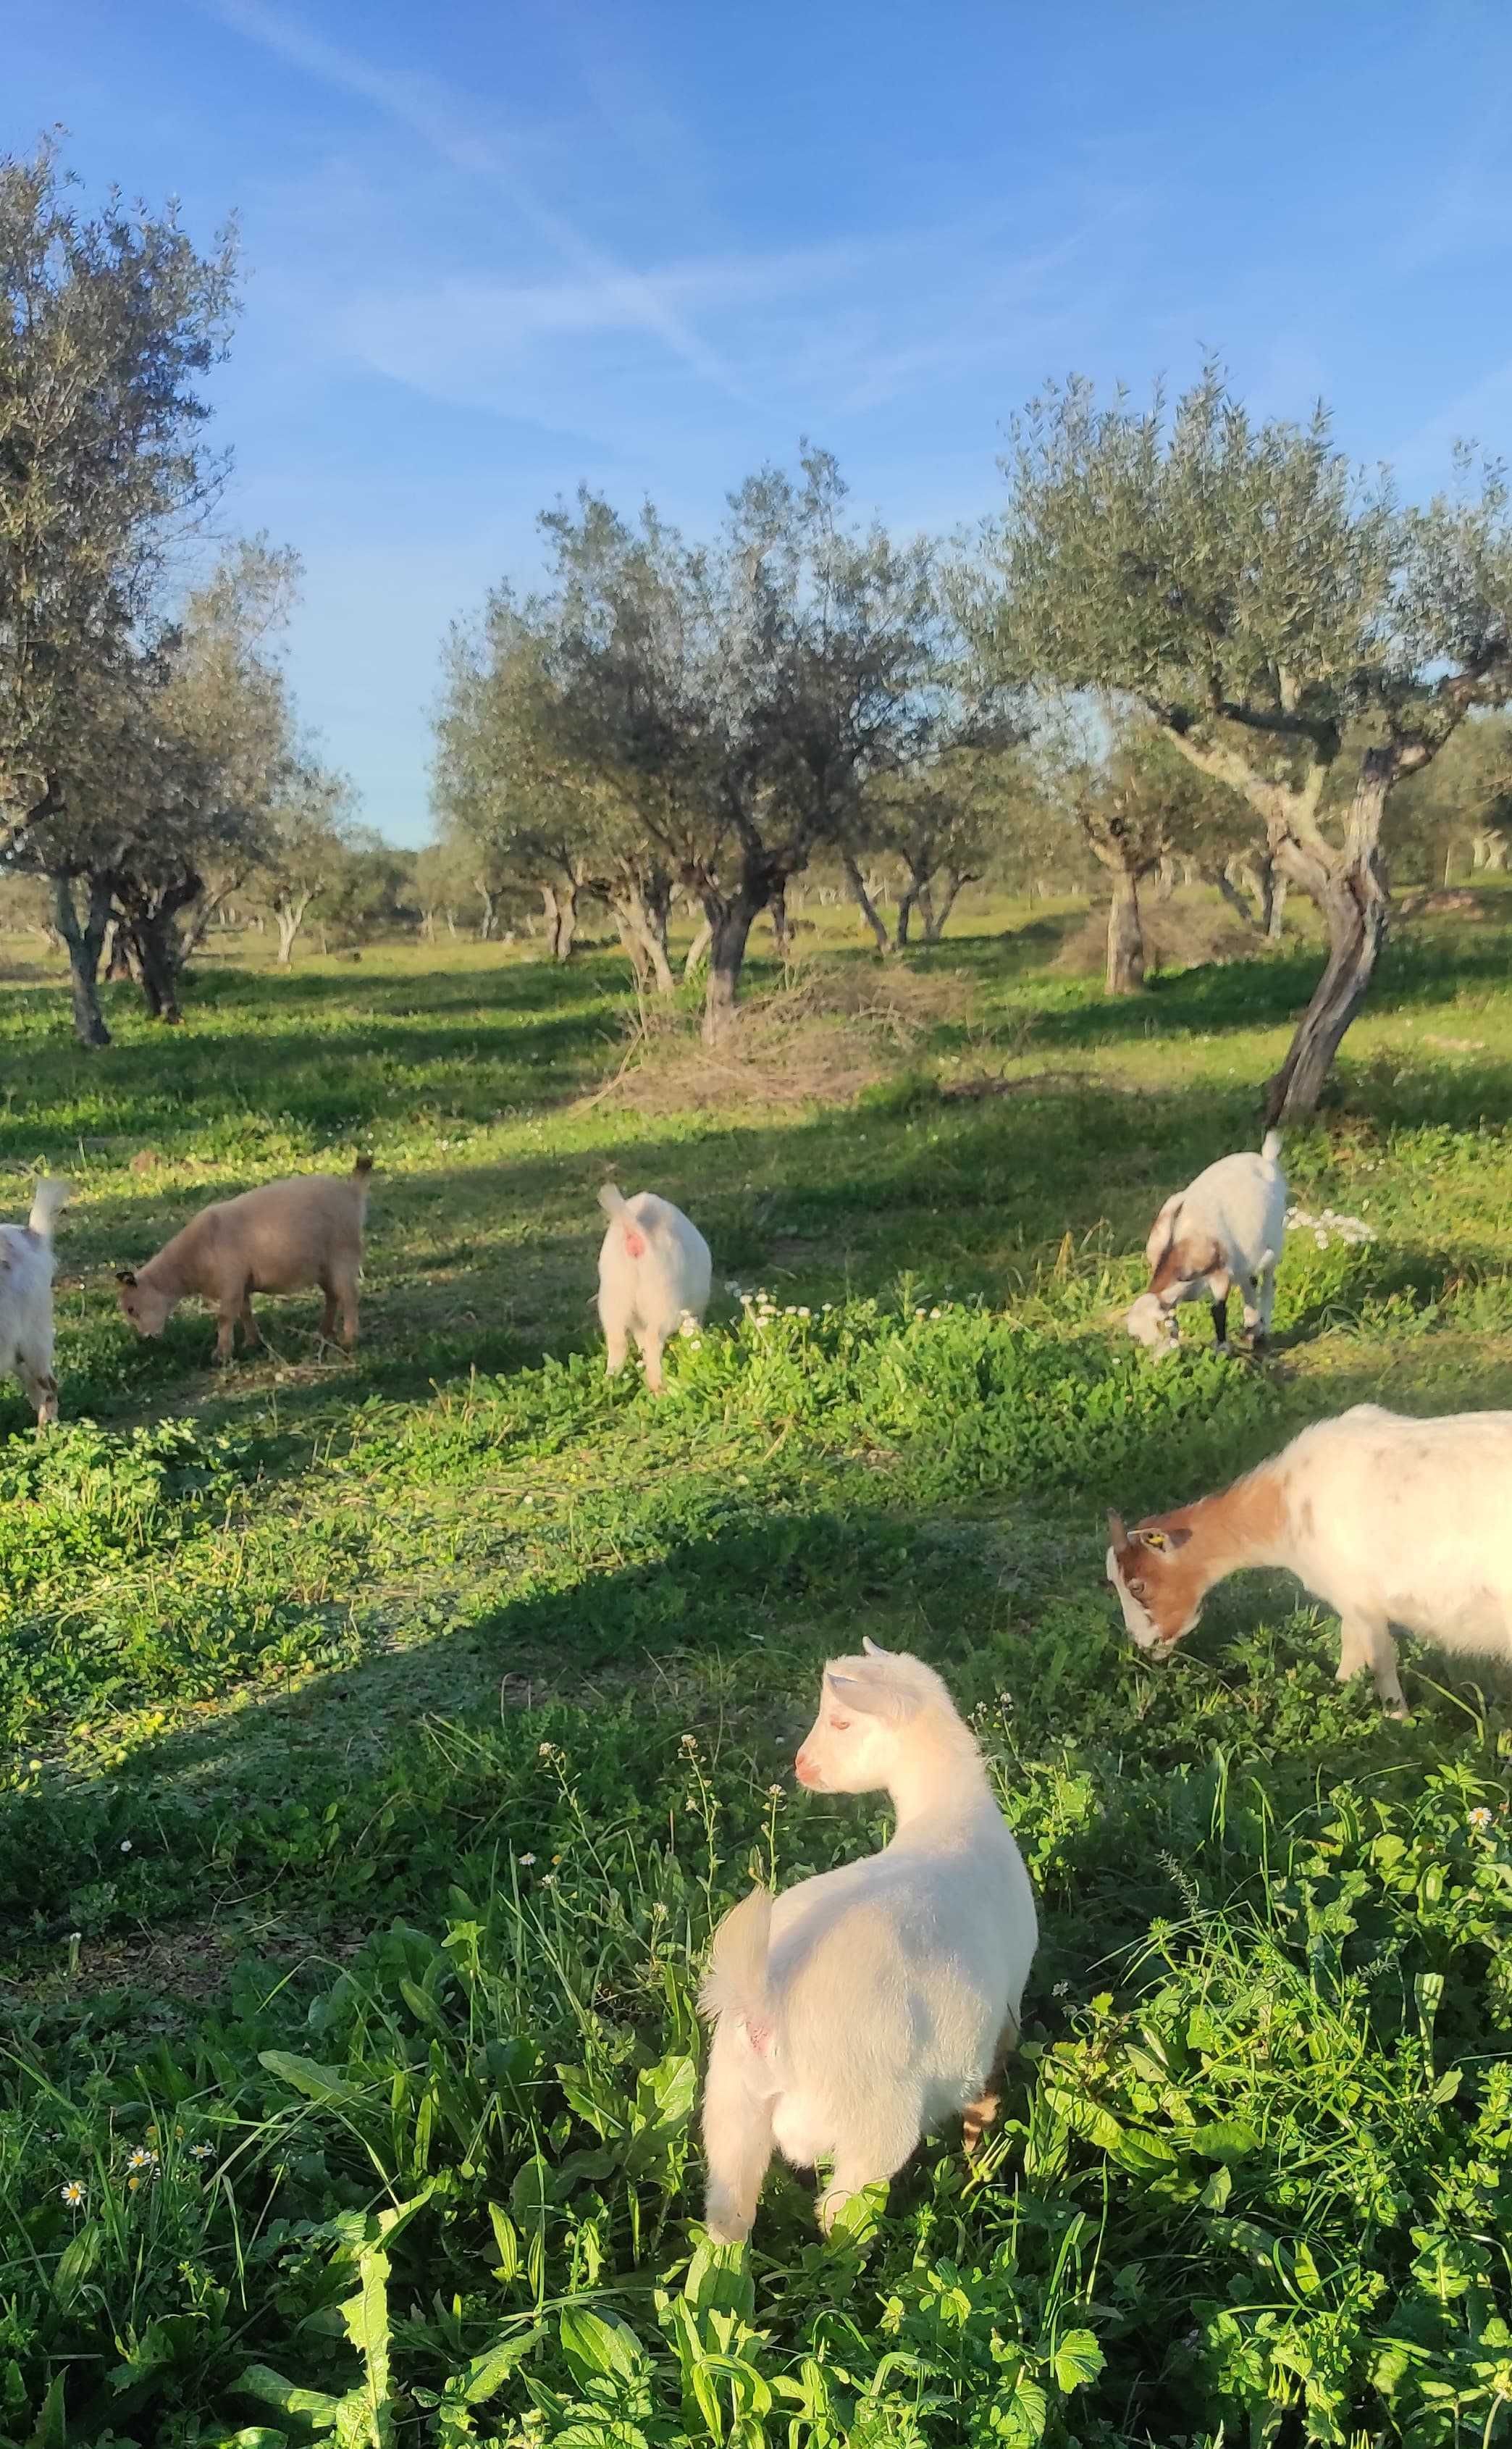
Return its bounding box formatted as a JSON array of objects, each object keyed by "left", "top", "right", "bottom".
[{"left": 210, "top": 0, "right": 748, "bottom": 400}]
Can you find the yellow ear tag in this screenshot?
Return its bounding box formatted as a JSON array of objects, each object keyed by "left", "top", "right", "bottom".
[{"left": 1143, "top": 1530, "right": 1169, "bottom": 1553}]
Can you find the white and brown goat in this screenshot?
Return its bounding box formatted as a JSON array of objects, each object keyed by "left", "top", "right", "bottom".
[
  {"left": 1106, "top": 1402, "right": 1512, "bottom": 1713},
  {"left": 1126, "top": 1130, "right": 1285, "bottom": 1357}
]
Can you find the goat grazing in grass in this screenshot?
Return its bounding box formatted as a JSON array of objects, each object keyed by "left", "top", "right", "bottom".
[
  {"left": 1126, "top": 1130, "right": 1286, "bottom": 1357},
  {"left": 1106, "top": 1402, "right": 1512, "bottom": 1714},
  {"left": 699, "top": 1641, "right": 1038, "bottom": 2241},
  {"left": 597, "top": 1185, "right": 710, "bottom": 1394},
  {"left": 0, "top": 1179, "right": 72, "bottom": 1426},
  {"left": 117, "top": 1159, "right": 373, "bottom": 1363}
]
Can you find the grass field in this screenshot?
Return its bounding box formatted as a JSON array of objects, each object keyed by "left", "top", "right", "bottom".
[{"left": 1, "top": 894, "right": 1511, "bottom": 2449}]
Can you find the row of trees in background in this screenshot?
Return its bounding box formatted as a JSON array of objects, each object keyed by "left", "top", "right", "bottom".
[
  {"left": 433, "top": 373, "right": 1512, "bottom": 1116},
  {"left": 0, "top": 140, "right": 367, "bottom": 1044}
]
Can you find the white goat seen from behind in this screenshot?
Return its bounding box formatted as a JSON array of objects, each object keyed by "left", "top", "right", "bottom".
[
  {"left": 597, "top": 1185, "right": 710, "bottom": 1394},
  {"left": 0, "top": 1179, "right": 72, "bottom": 1427},
  {"left": 699, "top": 1641, "right": 1038, "bottom": 2242}
]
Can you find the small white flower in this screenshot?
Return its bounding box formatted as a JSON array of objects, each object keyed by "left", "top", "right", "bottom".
[
  {"left": 797, "top": 1306, "right": 811, "bottom": 1319},
  {"left": 119, "top": 1839, "right": 133, "bottom": 1854},
  {"left": 521, "top": 1494, "right": 534, "bottom": 1507},
  {"left": 1052, "top": 1980, "right": 1070, "bottom": 1998},
  {"left": 929, "top": 1307, "right": 942, "bottom": 1319},
  {"left": 517, "top": 1852, "right": 537, "bottom": 1866},
  {"left": 767, "top": 1783, "right": 784, "bottom": 1799},
  {"left": 125, "top": 2146, "right": 157, "bottom": 2172},
  {"left": 538, "top": 1741, "right": 554, "bottom": 1757},
  {"left": 541, "top": 1872, "right": 558, "bottom": 1888},
  {"left": 680, "top": 1733, "right": 698, "bottom": 1753},
  {"left": 1469, "top": 1807, "right": 1493, "bottom": 1830},
  {"left": 914, "top": 1307, "right": 926, "bottom": 1319},
  {"left": 60, "top": 2179, "right": 85, "bottom": 2207},
  {"left": 189, "top": 2143, "right": 214, "bottom": 2160}
]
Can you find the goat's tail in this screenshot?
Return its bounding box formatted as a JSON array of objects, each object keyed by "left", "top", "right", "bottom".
[
  {"left": 597, "top": 1183, "right": 629, "bottom": 1221},
  {"left": 1261, "top": 1129, "right": 1283, "bottom": 1163},
  {"left": 28, "top": 1177, "right": 72, "bottom": 1239},
  {"left": 699, "top": 1886, "right": 773, "bottom": 2027}
]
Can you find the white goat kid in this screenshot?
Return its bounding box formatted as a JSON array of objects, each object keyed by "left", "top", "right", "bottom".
[
  {"left": 596, "top": 1186, "right": 710, "bottom": 1394},
  {"left": 0, "top": 1179, "right": 72, "bottom": 1426},
  {"left": 699, "top": 1641, "right": 1038, "bottom": 2242},
  {"left": 1126, "top": 1129, "right": 1286, "bottom": 1359}
]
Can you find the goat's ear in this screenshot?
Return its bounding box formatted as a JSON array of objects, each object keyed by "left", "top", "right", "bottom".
[
  {"left": 826, "top": 1668, "right": 912, "bottom": 1722},
  {"left": 861, "top": 1636, "right": 891, "bottom": 1659},
  {"left": 117, "top": 1268, "right": 136, "bottom": 1286},
  {"left": 1106, "top": 1510, "right": 1127, "bottom": 1549}
]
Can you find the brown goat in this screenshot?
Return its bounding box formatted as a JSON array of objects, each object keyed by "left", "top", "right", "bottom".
[{"left": 117, "top": 1159, "right": 373, "bottom": 1362}]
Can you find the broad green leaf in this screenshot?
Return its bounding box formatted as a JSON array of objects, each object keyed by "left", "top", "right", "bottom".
[
  {"left": 461, "top": 2324, "right": 544, "bottom": 2403},
  {"left": 1051, "top": 2328, "right": 1104, "bottom": 2393},
  {"left": 28, "top": 2375, "right": 67, "bottom": 2449},
  {"left": 236, "top": 2364, "right": 344, "bottom": 2424},
  {"left": 258, "top": 2051, "right": 362, "bottom": 2107},
  {"left": 558, "top": 2306, "right": 650, "bottom": 2390}
]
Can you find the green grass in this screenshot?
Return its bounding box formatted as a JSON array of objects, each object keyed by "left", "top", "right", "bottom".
[{"left": 1, "top": 897, "right": 1511, "bottom": 2448}]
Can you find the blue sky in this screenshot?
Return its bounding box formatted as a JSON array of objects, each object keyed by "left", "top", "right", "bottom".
[{"left": 9, "top": 1, "right": 1512, "bottom": 843}]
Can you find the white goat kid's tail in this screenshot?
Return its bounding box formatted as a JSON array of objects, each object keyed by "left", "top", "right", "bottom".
[
  {"left": 700, "top": 1886, "right": 774, "bottom": 2027},
  {"left": 597, "top": 1184, "right": 629, "bottom": 1222},
  {"left": 28, "top": 1178, "right": 72, "bottom": 1239},
  {"left": 1261, "top": 1129, "right": 1283, "bottom": 1162}
]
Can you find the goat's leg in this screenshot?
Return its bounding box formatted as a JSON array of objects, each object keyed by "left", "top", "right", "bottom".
[
  {"left": 817, "top": 2090, "right": 922, "bottom": 2235},
  {"left": 702, "top": 2023, "right": 774, "bottom": 2245},
  {"left": 18, "top": 1357, "right": 59, "bottom": 1429},
  {"left": 239, "top": 1286, "right": 263, "bottom": 1350},
  {"left": 1337, "top": 1613, "right": 1405, "bottom": 1715},
  {"left": 637, "top": 1323, "right": 667, "bottom": 1395},
  {"left": 1209, "top": 1290, "right": 1230, "bottom": 1349},
  {"left": 600, "top": 1299, "right": 630, "bottom": 1378},
  {"left": 213, "top": 1307, "right": 239, "bottom": 1363},
  {"left": 1253, "top": 1265, "right": 1277, "bottom": 1352},
  {"left": 318, "top": 1279, "right": 339, "bottom": 1341},
  {"left": 329, "top": 1260, "right": 358, "bottom": 1348},
  {"left": 962, "top": 2016, "right": 1020, "bottom": 2159}
]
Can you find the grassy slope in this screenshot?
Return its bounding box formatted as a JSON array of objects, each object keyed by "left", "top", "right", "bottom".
[{"left": 1, "top": 897, "right": 1511, "bottom": 2448}]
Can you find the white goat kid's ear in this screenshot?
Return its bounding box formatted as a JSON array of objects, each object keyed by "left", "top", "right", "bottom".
[
  {"left": 861, "top": 1636, "right": 891, "bottom": 1659},
  {"left": 824, "top": 1668, "right": 912, "bottom": 1722}
]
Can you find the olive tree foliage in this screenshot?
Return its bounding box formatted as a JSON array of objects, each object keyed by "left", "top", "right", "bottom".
[
  {"left": 433, "top": 600, "right": 617, "bottom": 966},
  {"left": 1390, "top": 710, "right": 1512, "bottom": 882},
  {"left": 0, "top": 137, "right": 237, "bottom": 860},
  {"left": 861, "top": 737, "right": 1043, "bottom": 950},
  {"left": 978, "top": 367, "right": 1512, "bottom": 1118},
  {"left": 251, "top": 757, "right": 358, "bottom": 965},
  {"left": 12, "top": 538, "right": 301, "bottom": 1039},
  {"left": 435, "top": 453, "right": 956, "bottom": 1038}
]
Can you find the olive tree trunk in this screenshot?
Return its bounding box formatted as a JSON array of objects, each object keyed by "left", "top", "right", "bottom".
[
  {"left": 1104, "top": 867, "right": 1146, "bottom": 993},
  {"left": 921, "top": 870, "right": 973, "bottom": 944},
  {"left": 1264, "top": 761, "right": 1391, "bottom": 1125},
  {"left": 540, "top": 880, "right": 579, "bottom": 960},
  {"left": 51, "top": 872, "right": 115, "bottom": 1048},
  {"left": 840, "top": 846, "right": 891, "bottom": 955}
]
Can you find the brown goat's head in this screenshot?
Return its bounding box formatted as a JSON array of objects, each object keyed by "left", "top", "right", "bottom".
[{"left": 1104, "top": 1510, "right": 1203, "bottom": 1653}]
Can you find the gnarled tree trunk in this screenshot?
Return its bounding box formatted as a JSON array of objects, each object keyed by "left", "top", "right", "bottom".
[
  {"left": 922, "top": 868, "right": 972, "bottom": 944},
  {"left": 611, "top": 872, "right": 676, "bottom": 991},
  {"left": 1104, "top": 867, "right": 1146, "bottom": 993},
  {"left": 540, "top": 880, "right": 579, "bottom": 960},
  {"left": 683, "top": 916, "right": 712, "bottom": 980},
  {"left": 840, "top": 845, "right": 890, "bottom": 955},
  {"left": 275, "top": 889, "right": 313, "bottom": 966},
  {"left": 768, "top": 887, "right": 791, "bottom": 958},
  {"left": 701, "top": 855, "right": 782, "bottom": 1043},
  {"left": 1264, "top": 759, "right": 1391, "bottom": 1125},
  {"left": 51, "top": 872, "right": 115, "bottom": 1048}
]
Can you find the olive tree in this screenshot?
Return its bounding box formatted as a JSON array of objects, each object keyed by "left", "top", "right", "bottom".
[
  {"left": 0, "top": 137, "right": 236, "bottom": 859},
  {"left": 980, "top": 367, "right": 1512, "bottom": 1117}
]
